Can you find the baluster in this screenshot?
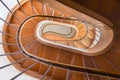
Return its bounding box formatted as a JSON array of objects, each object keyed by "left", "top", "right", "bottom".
[
  {"left": 0, "top": 0, "right": 21, "bottom": 23},
  {"left": 10, "top": 61, "right": 38, "bottom": 80},
  {"left": 40, "top": 64, "right": 52, "bottom": 80}
]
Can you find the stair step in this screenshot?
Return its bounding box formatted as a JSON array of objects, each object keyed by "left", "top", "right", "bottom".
[
  {"left": 104, "top": 49, "right": 120, "bottom": 71},
  {"left": 73, "top": 54, "right": 83, "bottom": 66},
  {"left": 22, "top": 42, "right": 40, "bottom": 68},
  {"left": 94, "top": 55, "right": 118, "bottom": 73},
  {"left": 87, "top": 28, "right": 96, "bottom": 39},
  {"left": 22, "top": 1, "right": 35, "bottom": 16},
  {"left": 11, "top": 52, "right": 26, "bottom": 65},
  {"left": 57, "top": 50, "right": 73, "bottom": 64},
  {"left": 32, "top": 0, "right": 42, "bottom": 14},
  {"left": 11, "top": 10, "right": 26, "bottom": 24},
  {"left": 7, "top": 23, "right": 35, "bottom": 37},
  {"left": 70, "top": 71, "right": 84, "bottom": 80},
  {"left": 38, "top": 46, "right": 60, "bottom": 75},
  {"left": 23, "top": 19, "right": 38, "bottom": 29},
  {"left": 54, "top": 9, "right": 64, "bottom": 22},
  {"left": 52, "top": 67, "right": 67, "bottom": 80},
  {"left": 81, "top": 37, "right": 93, "bottom": 47},
  {"left": 39, "top": 63, "right": 54, "bottom": 78},
  {"left": 23, "top": 59, "right": 40, "bottom": 71},
  {"left": 69, "top": 41, "right": 87, "bottom": 48},
  {"left": 41, "top": 46, "right": 59, "bottom": 61},
  {"left": 45, "top": 4, "right": 54, "bottom": 15},
  {"left": 7, "top": 24, "right": 18, "bottom": 37}
]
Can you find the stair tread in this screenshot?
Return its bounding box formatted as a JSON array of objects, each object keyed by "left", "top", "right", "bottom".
[
  {"left": 104, "top": 49, "right": 120, "bottom": 71},
  {"left": 93, "top": 55, "right": 118, "bottom": 73},
  {"left": 11, "top": 10, "right": 26, "bottom": 24},
  {"left": 32, "top": 0, "right": 42, "bottom": 14},
  {"left": 81, "top": 36, "right": 93, "bottom": 47}
]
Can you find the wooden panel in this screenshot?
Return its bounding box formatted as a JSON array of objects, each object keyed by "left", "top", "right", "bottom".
[{"left": 57, "top": 0, "right": 120, "bottom": 23}]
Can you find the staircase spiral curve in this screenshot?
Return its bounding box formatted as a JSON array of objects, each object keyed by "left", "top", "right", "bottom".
[{"left": 0, "top": 0, "right": 120, "bottom": 80}]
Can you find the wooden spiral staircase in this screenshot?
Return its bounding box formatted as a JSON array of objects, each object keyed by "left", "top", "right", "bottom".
[{"left": 0, "top": 0, "right": 120, "bottom": 80}]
